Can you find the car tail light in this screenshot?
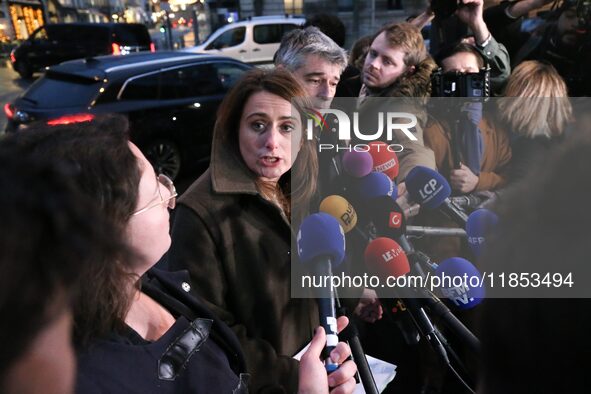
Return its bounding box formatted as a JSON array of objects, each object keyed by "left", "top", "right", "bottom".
[
  {"left": 10, "top": 52, "right": 16, "bottom": 63},
  {"left": 47, "top": 113, "right": 95, "bottom": 126},
  {"left": 112, "top": 43, "right": 121, "bottom": 55},
  {"left": 150, "top": 42, "right": 156, "bottom": 52},
  {"left": 4, "top": 103, "right": 14, "bottom": 119}
]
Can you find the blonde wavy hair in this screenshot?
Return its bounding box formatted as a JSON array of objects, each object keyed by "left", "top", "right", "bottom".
[{"left": 500, "top": 61, "right": 572, "bottom": 138}]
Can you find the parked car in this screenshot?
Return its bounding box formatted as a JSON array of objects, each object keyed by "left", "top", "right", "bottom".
[
  {"left": 10, "top": 23, "right": 154, "bottom": 79},
  {"left": 184, "top": 15, "right": 305, "bottom": 66},
  {"left": 4, "top": 52, "right": 252, "bottom": 179}
]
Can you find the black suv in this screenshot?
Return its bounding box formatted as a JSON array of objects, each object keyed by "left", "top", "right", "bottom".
[
  {"left": 10, "top": 23, "right": 153, "bottom": 78},
  {"left": 5, "top": 52, "right": 252, "bottom": 180}
]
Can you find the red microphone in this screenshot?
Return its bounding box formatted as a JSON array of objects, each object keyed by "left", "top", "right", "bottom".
[
  {"left": 364, "top": 237, "right": 450, "bottom": 364},
  {"left": 368, "top": 141, "right": 399, "bottom": 180},
  {"left": 364, "top": 237, "right": 410, "bottom": 279}
]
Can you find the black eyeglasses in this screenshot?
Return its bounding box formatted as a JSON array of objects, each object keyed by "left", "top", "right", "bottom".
[{"left": 131, "top": 174, "right": 177, "bottom": 216}]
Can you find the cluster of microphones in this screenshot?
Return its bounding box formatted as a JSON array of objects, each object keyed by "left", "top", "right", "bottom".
[{"left": 296, "top": 144, "right": 499, "bottom": 392}]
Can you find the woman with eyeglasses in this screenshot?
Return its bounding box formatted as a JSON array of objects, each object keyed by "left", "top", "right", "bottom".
[{"left": 1, "top": 114, "right": 356, "bottom": 393}]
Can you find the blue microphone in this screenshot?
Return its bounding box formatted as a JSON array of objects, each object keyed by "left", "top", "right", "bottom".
[
  {"left": 435, "top": 257, "right": 485, "bottom": 310},
  {"left": 406, "top": 166, "right": 468, "bottom": 226},
  {"left": 297, "top": 213, "right": 345, "bottom": 372},
  {"left": 351, "top": 171, "right": 398, "bottom": 202},
  {"left": 466, "top": 208, "right": 498, "bottom": 258}
]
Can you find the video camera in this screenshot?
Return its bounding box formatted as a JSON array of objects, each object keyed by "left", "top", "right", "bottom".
[
  {"left": 431, "top": 67, "right": 490, "bottom": 98},
  {"left": 431, "top": 0, "right": 476, "bottom": 19},
  {"left": 431, "top": 0, "right": 459, "bottom": 19}
]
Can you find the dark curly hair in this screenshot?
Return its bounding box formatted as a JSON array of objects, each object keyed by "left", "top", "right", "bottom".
[
  {"left": 0, "top": 114, "right": 141, "bottom": 346},
  {"left": 0, "top": 146, "right": 130, "bottom": 388}
]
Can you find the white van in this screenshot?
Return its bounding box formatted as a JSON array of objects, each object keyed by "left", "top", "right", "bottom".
[{"left": 184, "top": 16, "right": 305, "bottom": 66}]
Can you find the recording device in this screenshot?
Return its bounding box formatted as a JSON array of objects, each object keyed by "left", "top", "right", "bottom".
[
  {"left": 434, "top": 257, "right": 485, "bottom": 310},
  {"left": 431, "top": 67, "right": 491, "bottom": 98},
  {"left": 369, "top": 196, "right": 407, "bottom": 238},
  {"left": 368, "top": 195, "right": 415, "bottom": 254},
  {"left": 319, "top": 195, "right": 358, "bottom": 234},
  {"left": 465, "top": 208, "right": 498, "bottom": 258},
  {"left": 410, "top": 251, "right": 482, "bottom": 353},
  {"left": 431, "top": 0, "right": 459, "bottom": 19},
  {"left": 366, "top": 241, "right": 482, "bottom": 353},
  {"left": 297, "top": 213, "right": 345, "bottom": 372},
  {"left": 449, "top": 193, "right": 489, "bottom": 210},
  {"left": 298, "top": 213, "right": 382, "bottom": 393},
  {"left": 405, "top": 166, "right": 469, "bottom": 227},
  {"left": 319, "top": 194, "right": 387, "bottom": 247},
  {"left": 342, "top": 150, "right": 373, "bottom": 178},
  {"left": 419, "top": 287, "right": 481, "bottom": 353},
  {"left": 364, "top": 238, "right": 450, "bottom": 364},
  {"left": 348, "top": 171, "right": 398, "bottom": 218},
  {"left": 367, "top": 141, "right": 399, "bottom": 180}
]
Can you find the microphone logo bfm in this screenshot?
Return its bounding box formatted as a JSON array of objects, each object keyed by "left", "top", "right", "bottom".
[
  {"left": 340, "top": 203, "right": 355, "bottom": 226},
  {"left": 441, "top": 285, "right": 475, "bottom": 306},
  {"left": 389, "top": 212, "right": 402, "bottom": 228}
]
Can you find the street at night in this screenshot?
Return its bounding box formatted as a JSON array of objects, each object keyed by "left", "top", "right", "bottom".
[{"left": 0, "top": 60, "right": 31, "bottom": 131}]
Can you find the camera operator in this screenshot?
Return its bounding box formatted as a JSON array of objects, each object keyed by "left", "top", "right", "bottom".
[
  {"left": 427, "top": 43, "right": 511, "bottom": 195},
  {"left": 430, "top": 0, "right": 511, "bottom": 94},
  {"left": 413, "top": 43, "right": 511, "bottom": 262},
  {"left": 485, "top": 0, "right": 591, "bottom": 96}
]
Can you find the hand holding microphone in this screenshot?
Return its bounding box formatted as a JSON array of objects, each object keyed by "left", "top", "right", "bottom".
[
  {"left": 298, "top": 213, "right": 345, "bottom": 372},
  {"left": 299, "top": 316, "right": 358, "bottom": 394},
  {"left": 298, "top": 213, "right": 378, "bottom": 394}
]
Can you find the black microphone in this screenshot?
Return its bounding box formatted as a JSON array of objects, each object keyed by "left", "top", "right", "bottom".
[
  {"left": 449, "top": 194, "right": 484, "bottom": 210},
  {"left": 368, "top": 195, "right": 415, "bottom": 253},
  {"left": 408, "top": 252, "right": 481, "bottom": 354},
  {"left": 365, "top": 237, "right": 450, "bottom": 365}
]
